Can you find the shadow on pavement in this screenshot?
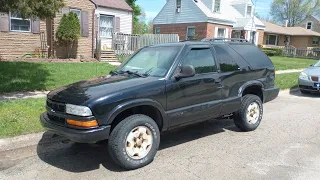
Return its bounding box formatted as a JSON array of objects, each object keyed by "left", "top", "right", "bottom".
[
  {"left": 288, "top": 88, "right": 320, "bottom": 98},
  {"left": 37, "top": 118, "right": 237, "bottom": 172}
]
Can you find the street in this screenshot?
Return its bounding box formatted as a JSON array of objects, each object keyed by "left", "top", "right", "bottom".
[{"left": 1, "top": 90, "right": 320, "bottom": 180}]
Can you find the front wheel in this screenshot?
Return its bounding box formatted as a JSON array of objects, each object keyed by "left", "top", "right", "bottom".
[
  {"left": 108, "top": 114, "right": 160, "bottom": 170},
  {"left": 233, "top": 94, "right": 263, "bottom": 132}
]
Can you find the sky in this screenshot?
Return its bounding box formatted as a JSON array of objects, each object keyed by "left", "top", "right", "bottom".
[{"left": 136, "top": 0, "right": 273, "bottom": 20}]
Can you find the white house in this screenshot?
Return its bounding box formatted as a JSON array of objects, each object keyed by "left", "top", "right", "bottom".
[
  {"left": 93, "top": 0, "right": 133, "bottom": 50},
  {"left": 153, "top": 0, "right": 265, "bottom": 45}
]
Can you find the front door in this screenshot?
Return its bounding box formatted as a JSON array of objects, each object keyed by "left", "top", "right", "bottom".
[{"left": 166, "top": 45, "right": 222, "bottom": 127}]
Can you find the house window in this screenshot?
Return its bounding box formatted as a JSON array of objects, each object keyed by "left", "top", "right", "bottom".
[
  {"left": 312, "top": 37, "right": 319, "bottom": 45},
  {"left": 306, "top": 22, "right": 312, "bottom": 30},
  {"left": 187, "top": 27, "right": 196, "bottom": 40},
  {"left": 176, "top": 0, "right": 181, "bottom": 13},
  {"left": 155, "top": 27, "right": 160, "bottom": 34},
  {"left": 266, "top": 34, "right": 279, "bottom": 46},
  {"left": 217, "top": 28, "right": 225, "bottom": 38},
  {"left": 70, "top": 9, "right": 81, "bottom": 23},
  {"left": 247, "top": 5, "right": 252, "bottom": 17},
  {"left": 10, "top": 12, "right": 31, "bottom": 32},
  {"left": 214, "top": 0, "right": 221, "bottom": 13},
  {"left": 100, "top": 15, "right": 114, "bottom": 38}
]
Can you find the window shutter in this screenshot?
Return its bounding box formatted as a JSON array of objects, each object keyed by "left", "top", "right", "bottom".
[
  {"left": 61, "top": 7, "right": 69, "bottom": 15},
  {"left": 115, "top": 17, "right": 120, "bottom": 33},
  {"left": 81, "top": 11, "right": 89, "bottom": 37},
  {"left": 225, "top": 28, "right": 229, "bottom": 38},
  {"left": 0, "top": 12, "right": 9, "bottom": 32},
  {"left": 214, "top": 27, "right": 218, "bottom": 38},
  {"left": 32, "top": 18, "right": 40, "bottom": 34}
]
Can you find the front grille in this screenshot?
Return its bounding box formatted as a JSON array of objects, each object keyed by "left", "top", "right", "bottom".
[
  {"left": 47, "top": 99, "right": 65, "bottom": 113},
  {"left": 47, "top": 114, "right": 65, "bottom": 125}
]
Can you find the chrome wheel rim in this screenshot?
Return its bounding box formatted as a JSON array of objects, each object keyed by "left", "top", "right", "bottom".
[
  {"left": 246, "top": 102, "right": 260, "bottom": 124},
  {"left": 125, "top": 126, "right": 153, "bottom": 160}
]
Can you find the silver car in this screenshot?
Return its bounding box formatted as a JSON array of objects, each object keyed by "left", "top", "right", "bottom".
[{"left": 299, "top": 60, "right": 320, "bottom": 93}]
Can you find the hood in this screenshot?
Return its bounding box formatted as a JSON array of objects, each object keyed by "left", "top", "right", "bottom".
[
  {"left": 47, "top": 75, "right": 160, "bottom": 105},
  {"left": 304, "top": 66, "right": 320, "bottom": 76}
]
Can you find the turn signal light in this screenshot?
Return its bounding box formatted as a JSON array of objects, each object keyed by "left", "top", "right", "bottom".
[{"left": 67, "top": 119, "right": 98, "bottom": 128}]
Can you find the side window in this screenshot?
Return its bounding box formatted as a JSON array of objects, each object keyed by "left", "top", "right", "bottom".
[
  {"left": 182, "top": 48, "right": 217, "bottom": 74},
  {"left": 214, "top": 45, "right": 240, "bottom": 72}
]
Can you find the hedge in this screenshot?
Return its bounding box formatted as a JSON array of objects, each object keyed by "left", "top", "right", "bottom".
[{"left": 262, "top": 48, "right": 283, "bottom": 56}]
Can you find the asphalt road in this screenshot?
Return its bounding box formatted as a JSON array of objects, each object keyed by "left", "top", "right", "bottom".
[{"left": 1, "top": 90, "right": 320, "bottom": 180}]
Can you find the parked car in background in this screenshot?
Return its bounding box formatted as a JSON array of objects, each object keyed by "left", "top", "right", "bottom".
[
  {"left": 41, "top": 39, "right": 279, "bottom": 170},
  {"left": 299, "top": 60, "right": 320, "bottom": 93}
]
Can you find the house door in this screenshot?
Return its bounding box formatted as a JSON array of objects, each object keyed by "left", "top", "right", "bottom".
[
  {"left": 285, "top": 36, "right": 290, "bottom": 46},
  {"left": 99, "top": 15, "right": 114, "bottom": 49}
]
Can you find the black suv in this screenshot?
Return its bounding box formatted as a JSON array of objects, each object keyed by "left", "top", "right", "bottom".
[{"left": 41, "top": 39, "right": 279, "bottom": 170}]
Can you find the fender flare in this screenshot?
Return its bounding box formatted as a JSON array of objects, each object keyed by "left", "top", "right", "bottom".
[
  {"left": 238, "top": 80, "right": 264, "bottom": 97},
  {"left": 105, "top": 99, "right": 168, "bottom": 130}
]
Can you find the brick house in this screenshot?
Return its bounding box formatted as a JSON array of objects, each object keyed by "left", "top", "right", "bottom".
[
  {"left": 0, "top": 0, "right": 132, "bottom": 59},
  {"left": 153, "top": 0, "right": 266, "bottom": 45},
  {"left": 262, "top": 20, "right": 320, "bottom": 48}
]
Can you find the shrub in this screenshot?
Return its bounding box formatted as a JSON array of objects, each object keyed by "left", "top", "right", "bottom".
[
  {"left": 56, "top": 12, "right": 80, "bottom": 58},
  {"left": 262, "top": 49, "right": 276, "bottom": 56},
  {"left": 257, "top": 44, "right": 263, "bottom": 49},
  {"left": 264, "top": 48, "right": 283, "bottom": 56}
]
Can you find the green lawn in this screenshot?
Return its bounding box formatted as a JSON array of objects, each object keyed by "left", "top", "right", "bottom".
[
  {"left": 0, "top": 98, "right": 46, "bottom": 138},
  {"left": 270, "top": 56, "right": 317, "bottom": 70},
  {"left": 275, "top": 72, "right": 300, "bottom": 90},
  {"left": 0, "top": 62, "right": 116, "bottom": 93}
]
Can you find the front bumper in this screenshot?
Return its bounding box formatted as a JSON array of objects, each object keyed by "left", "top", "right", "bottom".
[
  {"left": 299, "top": 78, "right": 320, "bottom": 92},
  {"left": 263, "top": 87, "right": 280, "bottom": 103},
  {"left": 40, "top": 113, "right": 111, "bottom": 143}
]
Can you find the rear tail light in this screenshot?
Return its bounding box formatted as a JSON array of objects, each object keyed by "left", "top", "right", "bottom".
[{"left": 311, "top": 76, "right": 319, "bottom": 82}]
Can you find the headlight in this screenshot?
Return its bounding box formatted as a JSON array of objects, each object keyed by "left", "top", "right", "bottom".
[
  {"left": 299, "top": 72, "right": 309, "bottom": 80},
  {"left": 66, "top": 104, "right": 93, "bottom": 116}
]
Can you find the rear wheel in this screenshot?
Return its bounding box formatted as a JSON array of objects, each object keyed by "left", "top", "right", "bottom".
[
  {"left": 108, "top": 114, "right": 160, "bottom": 170},
  {"left": 233, "top": 94, "right": 263, "bottom": 131}
]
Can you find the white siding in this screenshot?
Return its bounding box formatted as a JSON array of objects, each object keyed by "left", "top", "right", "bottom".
[
  {"left": 153, "top": 0, "right": 208, "bottom": 25},
  {"left": 95, "top": 7, "right": 133, "bottom": 49},
  {"left": 202, "top": 0, "right": 214, "bottom": 11},
  {"left": 231, "top": 4, "right": 247, "bottom": 17}
]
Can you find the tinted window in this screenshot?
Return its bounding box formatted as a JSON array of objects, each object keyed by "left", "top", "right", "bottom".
[
  {"left": 183, "top": 48, "right": 217, "bottom": 74},
  {"left": 214, "top": 45, "right": 240, "bottom": 72},
  {"left": 230, "top": 44, "right": 274, "bottom": 69}
]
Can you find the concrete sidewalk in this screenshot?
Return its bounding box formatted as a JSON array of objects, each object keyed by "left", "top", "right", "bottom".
[
  {"left": 0, "top": 91, "right": 49, "bottom": 102},
  {"left": 276, "top": 69, "right": 304, "bottom": 74}
]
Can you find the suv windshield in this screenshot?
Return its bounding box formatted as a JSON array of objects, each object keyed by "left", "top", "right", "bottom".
[{"left": 119, "top": 46, "right": 181, "bottom": 77}]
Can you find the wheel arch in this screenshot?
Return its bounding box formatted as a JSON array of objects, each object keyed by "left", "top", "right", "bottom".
[
  {"left": 106, "top": 99, "right": 168, "bottom": 132},
  {"left": 238, "top": 81, "right": 264, "bottom": 101}
]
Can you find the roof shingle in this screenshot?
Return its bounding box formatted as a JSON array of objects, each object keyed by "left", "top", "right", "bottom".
[{"left": 92, "top": 0, "right": 133, "bottom": 11}]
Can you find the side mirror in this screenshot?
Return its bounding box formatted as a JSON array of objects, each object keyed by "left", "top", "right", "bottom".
[
  {"left": 310, "top": 64, "right": 314, "bottom": 67},
  {"left": 175, "top": 65, "right": 196, "bottom": 80}
]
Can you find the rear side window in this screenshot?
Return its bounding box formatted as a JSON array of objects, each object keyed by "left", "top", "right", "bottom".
[
  {"left": 229, "top": 44, "right": 274, "bottom": 69},
  {"left": 182, "top": 48, "right": 217, "bottom": 74},
  {"left": 213, "top": 45, "right": 240, "bottom": 72}
]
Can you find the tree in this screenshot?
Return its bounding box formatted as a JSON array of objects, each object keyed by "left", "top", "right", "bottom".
[
  {"left": 0, "top": 0, "right": 64, "bottom": 19},
  {"left": 270, "top": 0, "right": 320, "bottom": 27},
  {"left": 56, "top": 12, "right": 80, "bottom": 58},
  {"left": 126, "top": 0, "right": 142, "bottom": 34}
]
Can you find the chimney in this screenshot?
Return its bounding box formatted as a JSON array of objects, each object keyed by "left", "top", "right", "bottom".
[{"left": 284, "top": 20, "right": 289, "bottom": 27}]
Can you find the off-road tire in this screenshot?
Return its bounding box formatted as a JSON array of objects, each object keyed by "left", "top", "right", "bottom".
[
  {"left": 108, "top": 114, "right": 160, "bottom": 170},
  {"left": 233, "top": 94, "right": 263, "bottom": 132}
]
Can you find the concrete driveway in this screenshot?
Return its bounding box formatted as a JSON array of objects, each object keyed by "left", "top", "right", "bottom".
[{"left": 1, "top": 90, "right": 320, "bottom": 180}]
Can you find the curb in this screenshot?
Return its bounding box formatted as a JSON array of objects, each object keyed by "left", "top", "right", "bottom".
[{"left": 0, "top": 132, "right": 67, "bottom": 152}]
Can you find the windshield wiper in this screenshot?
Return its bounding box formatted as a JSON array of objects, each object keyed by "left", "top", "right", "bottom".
[
  {"left": 110, "top": 70, "right": 121, "bottom": 75},
  {"left": 142, "top": 67, "right": 154, "bottom": 77},
  {"left": 120, "top": 70, "right": 147, "bottom": 78}
]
